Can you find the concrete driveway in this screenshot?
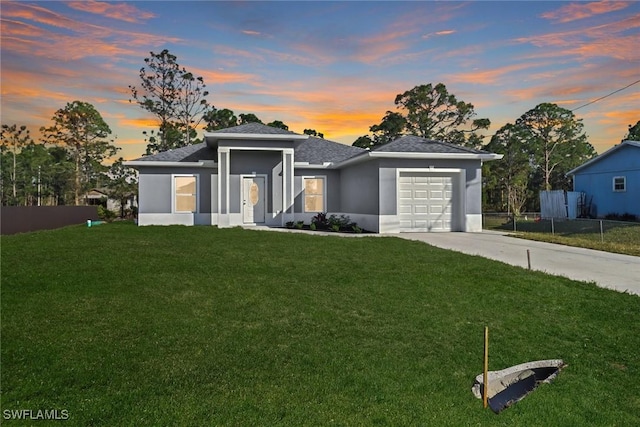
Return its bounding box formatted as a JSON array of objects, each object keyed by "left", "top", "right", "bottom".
[{"left": 391, "top": 231, "right": 640, "bottom": 296}]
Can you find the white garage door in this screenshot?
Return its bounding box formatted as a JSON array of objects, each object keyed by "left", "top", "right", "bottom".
[{"left": 398, "top": 173, "right": 454, "bottom": 231}]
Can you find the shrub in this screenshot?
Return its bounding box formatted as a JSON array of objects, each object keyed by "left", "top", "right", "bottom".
[
  {"left": 295, "top": 221, "right": 304, "bottom": 229},
  {"left": 311, "top": 212, "right": 329, "bottom": 229},
  {"left": 285, "top": 221, "right": 295, "bottom": 228},
  {"left": 331, "top": 224, "right": 341, "bottom": 232},
  {"left": 97, "top": 206, "right": 117, "bottom": 222},
  {"left": 604, "top": 212, "right": 638, "bottom": 222},
  {"left": 328, "top": 214, "right": 351, "bottom": 230},
  {"left": 310, "top": 223, "right": 317, "bottom": 231}
]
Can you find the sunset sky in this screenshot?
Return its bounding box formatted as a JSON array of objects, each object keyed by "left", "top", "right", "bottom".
[{"left": 1, "top": 1, "right": 639, "bottom": 160}]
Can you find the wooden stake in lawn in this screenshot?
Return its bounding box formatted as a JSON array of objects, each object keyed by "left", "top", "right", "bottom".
[{"left": 483, "top": 326, "right": 489, "bottom": 409}]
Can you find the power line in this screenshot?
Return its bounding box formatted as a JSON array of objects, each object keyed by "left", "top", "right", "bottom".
[{"left": 571, "top": 79, "right": 640, "bottom": 112}]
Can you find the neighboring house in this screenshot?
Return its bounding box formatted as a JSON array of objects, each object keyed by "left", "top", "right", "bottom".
[
  {"left": 125, "top": 123, "right": 502, "bottom": 233},
  {"left": 85, "top": 188, "right": 137, "bottom": 213},
  {"left": 567, "top": 140, "right": 640, "bottom": 219}
]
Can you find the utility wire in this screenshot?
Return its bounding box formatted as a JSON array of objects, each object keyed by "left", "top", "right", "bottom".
[{"left": 571, "top": 79, "right": 640, "bottom": 112}]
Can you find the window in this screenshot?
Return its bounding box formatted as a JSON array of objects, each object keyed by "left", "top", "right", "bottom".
[
  {"left": 613, "top": 176, "right": 626, "bottom": 192},
  {"left": 174, "top": 175, "right": 197, "bottom": 212},
  {"left": 303, "top": 177, "right": 325, "bottom": 212}
]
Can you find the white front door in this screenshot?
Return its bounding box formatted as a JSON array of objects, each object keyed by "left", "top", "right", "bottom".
[{"left": 243, "top": 176, "right": 266, "bottom": 224}]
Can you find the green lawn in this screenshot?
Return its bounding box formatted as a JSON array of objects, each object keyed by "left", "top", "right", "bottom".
[{"left": 2, "top": 223, "right": 639, "bottom": 426}]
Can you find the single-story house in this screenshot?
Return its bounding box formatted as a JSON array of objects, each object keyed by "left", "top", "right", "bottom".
[
  {"left": 125, "top": 123, "right": 502, "bottom": 233},
  {"left": 567, "top": 140, "right": 640, "bottom": 219},
  {"left": 85, "top": 188, "right": 137, "bottom": 213}
]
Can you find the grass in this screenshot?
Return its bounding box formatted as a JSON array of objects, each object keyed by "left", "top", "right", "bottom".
[
  {"left": 485, "top": 216, "right": 640, "bottom": 257},
  {"left": 2, "top": 222, "right": 639, "bottom": 426}
]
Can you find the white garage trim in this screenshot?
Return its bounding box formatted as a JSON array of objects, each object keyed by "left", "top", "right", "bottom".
[{"left": 396, "top": 168, "right": 466, "bottom": 232}]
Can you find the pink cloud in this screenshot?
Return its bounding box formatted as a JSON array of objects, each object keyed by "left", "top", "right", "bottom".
[
  {"left": 66, "top": 1, "right": 156, "bottom": 23},
  {"left": 258, "top": 46, "right": 331, "bottom": 67},
  {"left": 286, "top": 29, "right": 411, "bottom": 66},
  {"left": 422, "top": 29, "right": 456, "bottom": 39},
  {"left": 541, "top": 1, "right": 631, "bottom": 23},
  {"left": 347, "top": 5, "right": 465, "bottom": 65},
  {"left": 2, "top": 2, "right": 83, "bottom": 31},
  {"left": 515, "top": 14, "right": 640, "bottom": 61},
  {"left": 1, "top": 2, "right": 182, "bottom": 61},
  {"left": 190, "top": 67, "right": 263, "bottom": 87},
  {"left": 283, "top": 3, "right": 466, "bottom": 66},
  {"left": 1, "top": 18, "right": 48, "bottom": 38},
  {"left": 450, "top": 62, "right": 550, "bottom": 85},
  {"left": 351, "top": 31, "right": 412, "bottom": 63},
  {"left": 212, "top": 45, "right": 265, "bottom": 63}
]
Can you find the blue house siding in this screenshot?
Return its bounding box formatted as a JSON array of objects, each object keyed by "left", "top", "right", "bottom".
[{"left": 571, "top": 142, "right": 640, "bottom": 218}]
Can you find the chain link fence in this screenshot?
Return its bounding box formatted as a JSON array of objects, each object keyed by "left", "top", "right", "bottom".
[{"left": 483, "top": 212, "right": 640, "bottom": 245}]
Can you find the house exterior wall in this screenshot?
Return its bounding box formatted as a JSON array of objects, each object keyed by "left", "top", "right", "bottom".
[
  {"left": 340, "top": 160, "right": 380, "bottom": 214},
  {"left": 229, "top": 150, "right": 282, "bottom": 214},
  {"left": 225, "top": 150, "right": 285, "bottom": 226},
  {"left": 338, "top": 160, "right": 381, "bottom": 231},
  {"left": 573, "top": 145, "right": 640, "bottom": 217},
  {"left": 137, "top": 166, "right": 215, "bottom": 225}
]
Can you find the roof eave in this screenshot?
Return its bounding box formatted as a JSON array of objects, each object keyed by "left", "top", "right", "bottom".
[
  {"left": 124, "top": 160, "right": 216, "bottom": 168},
  {"left": 294, "top": 162, "right": 334, "bottom": 169},
  {"left": 368, "top": 152, "right": 502, "bottom": 160},
  {"left": 566, "top": 140, "right": 639, "bottom": 176},
  {"left": 332, "top": 152, "right": 371, "bottom": 168},
  {"left": 204, "top": 132, "right": 308, "bottom": 147},
  {"left": 332, "top": 151, "right": 502, "bottom": 168}
]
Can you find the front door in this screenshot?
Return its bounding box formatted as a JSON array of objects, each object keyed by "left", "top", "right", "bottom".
[{"left": 243, "top": 176, "right": 266, "bottom": 224}]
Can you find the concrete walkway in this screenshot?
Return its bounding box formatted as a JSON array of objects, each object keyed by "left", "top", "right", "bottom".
[{"left": 391, "top": 231, "right": 640, "bottom": 297}]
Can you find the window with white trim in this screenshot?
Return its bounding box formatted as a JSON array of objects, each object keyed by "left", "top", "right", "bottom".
[
  {"left": 613, "top": 176, "right": 626, "bottom": 192},
  {"left": 303, "top": 176, "right": 325, "bottom": 212},
  {"left": 174, "top": 175, "right": 197, "bottom": 212}
]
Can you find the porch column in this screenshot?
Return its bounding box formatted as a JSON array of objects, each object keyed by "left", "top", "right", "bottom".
[
  {"left": 218, "top": 147, "right": 230, "bottom": 227},
  {"left": 282, "top": 148, "right": 295, "bottom": 224}
]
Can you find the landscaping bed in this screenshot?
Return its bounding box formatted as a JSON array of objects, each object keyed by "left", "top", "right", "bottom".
[{"left": 285, "top": 212, "right": 372, "bottom": 233}]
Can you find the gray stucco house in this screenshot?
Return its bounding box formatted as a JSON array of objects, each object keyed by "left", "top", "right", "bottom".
[{"left": 125, "top": 123, "right": 501, "bottom": 233}]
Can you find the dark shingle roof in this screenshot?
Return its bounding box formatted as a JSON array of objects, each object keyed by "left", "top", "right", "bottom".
[
  {"left": 132, "top": 133, "right": 365, "bottom": 164},
  {"left": 372, "top": 135, "right": 492, "bottom": 154},
  {"left": 132, "top": 132, "right": 493, "bottom": 163},
  {"left": 132, "top": 143, "right": 216, "bottom": 162},
  {"left": 294, "top": 137, "right": 366, "bottom": 164},
  {"left": 212, "top": 122, "right": 297, "bottom": 135}
]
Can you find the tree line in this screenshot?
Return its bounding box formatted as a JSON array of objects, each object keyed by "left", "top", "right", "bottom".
[
  {"left": 1, "top": 103, "right": 135, "bottom": 214},
  {"left": 2, "top": 48, "right": 638, "bottom": 215},
  {"left": 0, "top": 49, "right": 322, "bottom": 209}
]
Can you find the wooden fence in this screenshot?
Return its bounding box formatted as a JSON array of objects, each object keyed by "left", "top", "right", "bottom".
[{"left": 0, "top": 206, "right": 99, "bottom": 235}]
